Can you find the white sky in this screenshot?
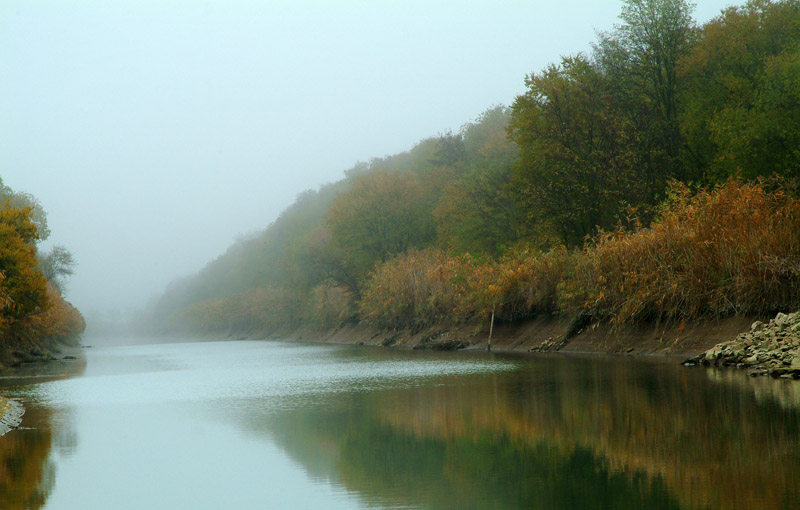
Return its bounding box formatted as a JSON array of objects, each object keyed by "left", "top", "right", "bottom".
[{"left": 1, "top": 0, "right": 734, "bottom": 318}]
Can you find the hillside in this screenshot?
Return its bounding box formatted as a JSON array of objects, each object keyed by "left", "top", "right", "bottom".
[{"left": 139, "top": 0, "right": 800, "bottom": 352}]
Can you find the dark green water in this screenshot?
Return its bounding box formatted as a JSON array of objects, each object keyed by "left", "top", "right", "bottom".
[{"left": 0, "top": 340, "right": 799, "bottom": 509}]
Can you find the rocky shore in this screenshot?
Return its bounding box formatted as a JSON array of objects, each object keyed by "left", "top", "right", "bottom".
[
  {"left": 0, "top": 396, "right": 23, "bottom": 438},
  {"left": 685, "top": 312, "right": 800, "bottom": 379}
]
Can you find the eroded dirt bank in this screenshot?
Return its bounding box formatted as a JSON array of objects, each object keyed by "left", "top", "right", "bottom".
[{"left": 258, "top": 314, "right": 761, "bottom": 358}]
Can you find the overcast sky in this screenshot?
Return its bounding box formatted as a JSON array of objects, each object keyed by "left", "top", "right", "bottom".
[{"left": 1, "top": 0, "right": 733, "bottom": 319}]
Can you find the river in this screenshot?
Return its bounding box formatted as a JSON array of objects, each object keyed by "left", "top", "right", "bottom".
[{"left": 0, "top": 339, "right": 799, "bottom": 509}]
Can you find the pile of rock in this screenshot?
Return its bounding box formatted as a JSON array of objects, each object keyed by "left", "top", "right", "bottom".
[
  {"left": 0, "top": 396, "right": 24, "bottom": 437},
  {"left": 685, "top": 312, "right": 800, "bottom": 379}
]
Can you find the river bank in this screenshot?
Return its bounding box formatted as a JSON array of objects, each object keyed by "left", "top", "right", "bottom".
[
  {"left": 257, "top": 314, "right": 761, "bottom": 358},
  {"left": 0, "top": 396, "right": 23, "bottom": 438},
  {"left": 0, "top": 345, "right": 86, "bottom": 438},
  {"left": 686, "top": 311, "right": 800, "bottom": 378}
]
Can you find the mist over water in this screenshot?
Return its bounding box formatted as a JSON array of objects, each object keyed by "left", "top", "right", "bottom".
[{"left": 0, "top": 0, "right": 736, "bottom": 322}]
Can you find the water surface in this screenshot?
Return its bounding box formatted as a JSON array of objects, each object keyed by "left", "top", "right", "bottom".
[{"left": 1, "top": 340, "right": 798, "bottom": 509}]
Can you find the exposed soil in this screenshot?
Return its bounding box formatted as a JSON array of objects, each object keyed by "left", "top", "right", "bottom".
[{"left": 257, "top": 314, "right": 761, "bottom": 359}]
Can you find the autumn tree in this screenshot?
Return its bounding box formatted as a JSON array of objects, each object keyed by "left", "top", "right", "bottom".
[
  {"left": 0, "top": 205, "right": 49, "bottom": 325},
  {"left": 435, "top": 107, "right": 525, "bottom": 254},
  {"left": 0, "top": 178, "right": 49, "bottom": 241}
]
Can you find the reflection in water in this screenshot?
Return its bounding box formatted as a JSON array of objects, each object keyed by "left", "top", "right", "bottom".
[
  {"left": 0, "top": 358, "right": 84, "bottom": 510},
  {"left": 255, "top": 355, "right": 800, "bottom": 510},
  {"left": 707, "top": 367, "right": 800, "bottom": 412},
  {"left": 0, "top": 404, "right": 56, "bottom": 510},
  {"left": 0, "top": 343, "right": 798, "bottom": 510}
]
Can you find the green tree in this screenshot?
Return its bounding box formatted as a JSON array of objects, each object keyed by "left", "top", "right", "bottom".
[
  {"left": 435, "top": 107, "right": 525, "bottom": 254},
  {"left": 327, "top": 170, "right": 436, "bottom": 281},
  {"left": 509, "top": 55, "right": 646, "bottom": 246},
  {"left": 595, "top": 0, "right": 696, "bottom": 181},
  {"left": 679, "top": 0, "right": 800, "bottom": 180}
]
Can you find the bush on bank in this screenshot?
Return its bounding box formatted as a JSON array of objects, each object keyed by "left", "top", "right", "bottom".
[{"left": 361, "top": 178, "right": 800, "bottom": 330}]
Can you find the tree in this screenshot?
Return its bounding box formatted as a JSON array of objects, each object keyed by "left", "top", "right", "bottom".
[
  {"left": 509, "top": 55, "right": 647, "bottom": 246},
  {"left": 38, "top": 245, "right": 75, "bottom": 293},
  {"left": 435, "top": 107, "right": 525, "bottom": 254},
  {"left": 0, "top": 178, "right": 50, "bottom": 241},
  {"left": 0, "top": 205, "right": 48, "bottom": 324},
  {"left": 679, "top": 0, "right": 800, "bottom": 180},
  {"left": 327, "top": 170, "right": 437, "bottom": 280},
  {"left": 595, "top": 0, "right": 696, "bottom": 181}
]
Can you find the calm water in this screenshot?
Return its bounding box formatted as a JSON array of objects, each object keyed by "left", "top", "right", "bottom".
[{"left": 1, "top": 340, "right": 799, "bottom": 510}]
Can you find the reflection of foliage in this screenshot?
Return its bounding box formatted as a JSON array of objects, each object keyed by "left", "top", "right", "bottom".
[
  {"left": 270, "top": 408, "right": 679, "bottom": 510},
  {"left": 0, "top": 406, "right": 56, "bottom": 510},
  {"left": 262, "top": 356, "right": 800, "bottom": 510}
]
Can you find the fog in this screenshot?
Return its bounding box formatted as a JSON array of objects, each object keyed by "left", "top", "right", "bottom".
[{"left": 1, "top": 0, "right": 733, "bottom": 319}]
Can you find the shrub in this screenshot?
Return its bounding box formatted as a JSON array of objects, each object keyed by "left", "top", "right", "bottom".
[
  {"left": 360, "top": 247, "right": 571, "bottom": 329},
  {"left": 573, "top": 178, "right": 800, "bottom": 325},
  {"left": 305, "top": 282, "right": 356, "bottom": 331}
]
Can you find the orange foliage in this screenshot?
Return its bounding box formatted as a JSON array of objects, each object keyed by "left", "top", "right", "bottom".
[
  {"left": 571, "top": 178, "right": 800, "bottom": 324},
  {"left": 360, "top": 247, "right": 570, "bottom": 329},
  {"left": 9, "top": 283, "right": 85, "bottom": 347}
]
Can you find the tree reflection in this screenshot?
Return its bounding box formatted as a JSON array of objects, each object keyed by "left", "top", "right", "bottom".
[
  {"left": 0, "top": 404, "right": 56, "bottom": 510},
  {"left": 257, "top": 355, "right": 800, "bottom": 510},
  {"left": 0, "top": 359, "right": 84, "bottom": 509}
]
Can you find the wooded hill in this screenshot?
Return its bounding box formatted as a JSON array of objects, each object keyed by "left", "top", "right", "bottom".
[{"left": 139, "top": 0, "right": 800, "bottom": 339}]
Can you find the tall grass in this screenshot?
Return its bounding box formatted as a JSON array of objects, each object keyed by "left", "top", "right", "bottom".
[
  {"left": 305, "top": 282, "right": 355, "bottom": 331},
  {"left": 176, "top": 178, "right": 800, "bottom": 334},
  {"left": 359, "top": 247, "right": 570, "bottom": 329},
  {"left": 361, "top": 178, "right": 800, "bottom": 330},
  {"left": 572, "top": 178, "right": 800, "bottom": 324}
]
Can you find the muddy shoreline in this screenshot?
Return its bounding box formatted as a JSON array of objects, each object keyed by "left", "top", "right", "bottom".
[
  {"left": 253, "top": 314, "right": 762, "bottom": 359},
  {"left": 0, "top": 345, "right": 87, "bottom": 438}
]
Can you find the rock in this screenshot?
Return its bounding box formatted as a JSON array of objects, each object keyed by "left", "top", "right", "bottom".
[{"left": 686, "top": 311, "right": 800, "bottom": 379}]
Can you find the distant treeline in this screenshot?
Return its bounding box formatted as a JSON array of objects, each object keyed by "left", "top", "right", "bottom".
[
  {"left": 138, "top": 0, "right": 800, "bottom": 337},
  {"left": 0, "top": 180, "right": 84, "bottom": 364}
]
